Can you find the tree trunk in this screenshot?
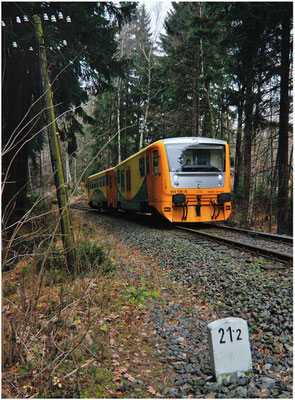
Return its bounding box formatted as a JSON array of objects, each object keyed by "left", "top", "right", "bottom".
[
  {"left": 117, "top": 78, "right": 122, "bottom": 163},
  {"left": 73, "top": 157, "right": 77, "bottom": 187},
  {"left": 192, "top": 32, "right": 201, "bottom": 137},
  {"left": 202, "top": 85, "right": 214, "bottom": 137},
  {"left": 65, "top": 153, "right": 72, "bottom": 188},
  {"left": 139, "top": 47, "right": 152, "bottom": 150},
  {"left": 242, "top": 85, "right": 254, "bottom": 226},
  {"left": 233, "top": 99, "right": 244, "bottom": 199},
  {"left": 2, "top": 52, "right": 27, "bottom": 230},
  {"left": 277, "top": 8, "right": 291, "bottom": 234}
]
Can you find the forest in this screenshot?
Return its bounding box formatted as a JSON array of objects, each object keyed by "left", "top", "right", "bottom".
[
  {"left": 1, "top": 2, "right": 293, "bottom": 397},
  {"left": 2, "top": 2, "right": 293, "bottom": 244}
]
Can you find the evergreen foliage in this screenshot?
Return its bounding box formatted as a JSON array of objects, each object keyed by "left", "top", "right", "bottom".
[
  {"left": 2, "top": 1, "right": 136, "bottom": 227},
  {"left": 89, "top": 4, "right": 160, "bottom": 172}
]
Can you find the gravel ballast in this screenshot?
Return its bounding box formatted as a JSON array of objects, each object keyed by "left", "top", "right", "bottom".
[{"left": 80, "top": 209, "right": 293, "bottom": 398}]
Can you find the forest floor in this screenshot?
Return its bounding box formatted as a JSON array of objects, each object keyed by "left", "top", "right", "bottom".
[
  {"left": 3, "top": 195, "right": 187, "bottom": 398},
  {"left": 2, "top": 194, "right": 292, "bottom": 398}
]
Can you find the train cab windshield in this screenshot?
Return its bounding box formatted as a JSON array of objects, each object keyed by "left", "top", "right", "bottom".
[{"left": 165, "top": 144, "right": 225, "bottom": 172}]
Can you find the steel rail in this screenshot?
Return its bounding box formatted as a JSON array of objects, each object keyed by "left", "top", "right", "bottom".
[
  {"left": 69, "top": 204, "right": 93, "bottom": 212},
  {"left": 209, "top": 223, "right": 293, "bottom": 244},
  {"left": 176, "top": 225, "right": 293, "bottom": 267}
]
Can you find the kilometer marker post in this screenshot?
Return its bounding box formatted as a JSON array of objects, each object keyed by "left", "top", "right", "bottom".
[
  {"left": 33, "top": 14, "right": 77, "bottom": 274},
  {"left": 207, "top": 317, "right": 253, "bottom": 384}
]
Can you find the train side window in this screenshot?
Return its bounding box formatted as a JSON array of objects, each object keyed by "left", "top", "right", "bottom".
[
  {"left": 139, "top": 157, "right": 145, "bottom": 177},
  {"left": 146, "top": 154, "right": 150, "bottom": 175},
  {"left": 121, "top": 170, "right": 125, "bottom": 191},
  {"left": 153, "top": 150, "right": 159, "bottom": 174},
  {"left": 110, "top": 176, "right": 112, "bottom": 189},
  {"left": 127, "top": 169, "right": 131, "bottom": 191},
  {"left": 106, "top": 175, "right": 109, "bottom": 186}
]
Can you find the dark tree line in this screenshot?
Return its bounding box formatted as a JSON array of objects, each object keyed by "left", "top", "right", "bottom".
[{"left": 2, "top": 1, "right": 135, "bottom": 231}]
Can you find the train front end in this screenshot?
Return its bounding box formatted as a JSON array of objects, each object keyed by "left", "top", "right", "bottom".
[{"left": 159, "top": 137, "right": 231, "bottom": 223}]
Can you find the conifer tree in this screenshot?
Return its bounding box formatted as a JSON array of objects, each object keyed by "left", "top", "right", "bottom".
[
  {"left": 2, "top": 1, "right": 135, "bottom": 228},
  {"left": 90, "top": 4, "right": 159, "bottom": 166},
  {"left": 223, "top": 2, "right": 292, "bottom": 227},
  {"left": 160, "top": 2, "right": 229, "bottom": 138},
  {"left": 277, "top": 2, "right": 292, "bottom": 234}
]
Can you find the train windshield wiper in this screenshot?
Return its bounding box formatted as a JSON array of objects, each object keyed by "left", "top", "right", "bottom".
[{"left": 182, "top": 165, "right": 221, "bottom": 172}]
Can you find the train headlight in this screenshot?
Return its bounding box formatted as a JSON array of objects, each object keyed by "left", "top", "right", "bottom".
[{"left": 218, "top": 175, "right": 222, "bottom": 180}]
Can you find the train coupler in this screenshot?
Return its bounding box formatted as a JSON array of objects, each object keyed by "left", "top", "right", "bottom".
[
  {"left": 172, "top": 194, "right": 188, "bottom": 220},
  {"left": 210, "top": 200, "right": 221, "bottom": 220}
]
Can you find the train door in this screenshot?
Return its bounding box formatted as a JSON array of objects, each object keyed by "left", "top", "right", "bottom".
[
  {"left": 115, "top": 169, "right": 120, "bottom": 208},
  {"left": 126, "top": 166, "right": 131, "bottom": 201},
  {"left": 151, "top": 148, "right": 160, "bottom": 201},
  {"left": 107, "top": 170, "right": 115, "bottom": 208}
]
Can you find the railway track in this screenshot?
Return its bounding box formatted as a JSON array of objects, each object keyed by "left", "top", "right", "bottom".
[
  {"left": 71, "top": 203, "right": 293, "bottom": 268},
  {"left": 209, "top": 223, "right": 293, "bottom": 244},
  {"left": 70, "top": 204, "right": 93, "bottom": 212},
  {"left": 176, "top": 225, "right": 293, "bottom": 268}
]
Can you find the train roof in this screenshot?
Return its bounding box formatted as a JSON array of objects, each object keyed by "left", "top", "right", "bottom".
[
  {"left": 113, "top": 137, "right": 227, "bottom": 167},
  {"left": 88, "top": 137, "right": 227, "bottom": 178},
  {"left": 88, "top": 167, "right": 114, "bottom": 180},
  {"left": 158, "top": 137, "right": 227, "bottom": 146}
]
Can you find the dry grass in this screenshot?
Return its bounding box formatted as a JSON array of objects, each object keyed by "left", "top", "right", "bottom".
[{"left": 2, "top": 200, "right": 175, "bottom": 398}]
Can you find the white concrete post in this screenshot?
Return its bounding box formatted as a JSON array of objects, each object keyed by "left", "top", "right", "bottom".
[{"left": 207, "top": 317, "right": 252, "bottom": 384}]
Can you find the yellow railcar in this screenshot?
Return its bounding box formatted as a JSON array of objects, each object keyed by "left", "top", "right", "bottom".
[
  {"left": 88, "top": 137, "right": 231, "bottom": 223},
  {"left": 88, "top": 168, "right": 115, "bottom": 210}
]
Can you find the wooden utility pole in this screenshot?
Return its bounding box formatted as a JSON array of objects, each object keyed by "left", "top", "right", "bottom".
[{"left": 33, "top": 14, "right": 77, "bottom": 273}]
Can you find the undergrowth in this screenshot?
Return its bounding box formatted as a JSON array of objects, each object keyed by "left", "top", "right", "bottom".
[
  {"left": 2, "top": 197, "right": 165, "bottom": 398},
  {"left": 2, "top": 199, "right": 119, "bottom": 398}
]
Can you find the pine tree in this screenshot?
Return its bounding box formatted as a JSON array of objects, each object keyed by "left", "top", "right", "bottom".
[
  {"left": 2, "top": 2, "right": 135, "bottom": 228},
  {"left": 160, "top": 2, "right": 229, "bottom": 138},
  {"left": 277, "top": 3, "right": 292, "bottom": 234},
  {"left": 223, "top": 2, "right": 293, "bottom": 227},
  {"left": 90, "top": 4, "right": 160, "bottom": 164}
]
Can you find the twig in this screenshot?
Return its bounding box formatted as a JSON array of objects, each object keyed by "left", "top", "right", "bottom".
[
  {"left": 63, "top": 358, "right": 94, "bottom": 379},
  {"left": 2, "top": 298, "right": 30, "bottom": 319},
  {"left": 50, "top": 331, "right": 88, "bottom": 375},
  {"left": 2, "top": 376, "right": 24, "bottom": 396}
]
